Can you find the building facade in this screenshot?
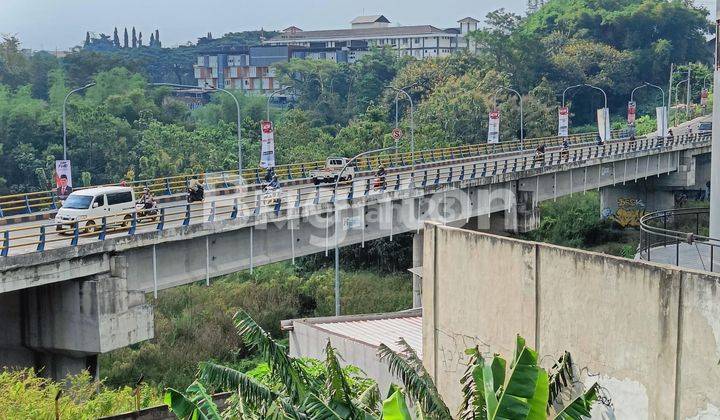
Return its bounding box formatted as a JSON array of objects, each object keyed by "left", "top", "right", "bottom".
[{"left": 264, "top": 15, "right": 478, "bottom": 59}]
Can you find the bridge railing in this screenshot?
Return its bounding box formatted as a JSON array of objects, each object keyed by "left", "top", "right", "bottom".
[
  {"left": 0, "top": 131, "right": 708, "bottom": 257},
  {"left": 639, "top": 207, "right": 719, "bottom": 272},
  {"left": 0, "top": 130, "right": 624, "bottom": 219}
]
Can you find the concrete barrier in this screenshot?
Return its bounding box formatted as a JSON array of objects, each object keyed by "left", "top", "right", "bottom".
[{"left": 422, "top": 222, "right": 720, "bottom": 419}]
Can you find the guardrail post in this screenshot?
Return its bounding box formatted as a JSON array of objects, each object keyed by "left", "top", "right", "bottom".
[
  {"left": 128, "top": 212, "right": 137, "bottom": 235},
  {"left": 447, "top": 168, "right": 453, "bottom": 183},
  {"left": 49, "top": 191, "right": 58, "bottom": 210},
  {"left": 36, "top": 226, "right": 46, "bottom": 252},
  {"left": 314, "top": 187, "right": 320, "bottom": 204},
  {"left": 347, "top": 182, "right": 354, "bottom": 200},
  {"left": 183, "top": 204, "right": 191, "bottom": 226},
  {"left": 165, "top": 178, "right": 172, "bottom": 195},
  {"left": 434, "top": 169, "right": 440, "bottom": 185},
  {"left": 364, "top": 178, "right": 371, "bottom": 196},
  {"left": 71, "top": 223, "right": 79, "bottom": 246},
  {"left": 274, "top": 200, "right": 281, "bottom": 215},
  {"left": 294, "top": 190, "right": 301, "bottom": 208},
  {"left": 287, "top": 167, "right": 293, "bottom": 180},
  {"left": 481, "top": 162, "right": 487, "bottom": 177},
  {"left": 157, "top": 208, "right": 165, "bottom": 230},
  {"left": 0, "top": 203, "right": 4, "bottom": 218},
  {"left": 394, "top": 174, "right": 401, "bottom": 190},
  {"left": 221, "top": 172, "right": 229, "bottom": 189},
  {"left": 459, "top": 166, "right": 465, "bottom": 181},
  {"left": 99, "top": 217, "right": 107, "bottom": 240},
  {"left": 450, "top": 150, "right": 455, "bottom": 160},
  {"left": 422, "top": 171, "right": 428, "bottom": 187},
  {"left": 255, "top": 169, "right": 261, "bottom": 185},
  {"left": 300, "top": 164, "right": 307, "bottom": 178},
  {"left": 365, "top": 160, "right": 372, "bottom": 171},
  {"left": 23, "top": 194, "right": 32, "bottom": 214},
  {"left": 512, "top": 158, "right": 518, "bottom": 172},
  {"left": 492, "top": 161, "right": 498, "bottom": 176},
  {"left": 254, "top": 194, "right": 261, "bottom": 215},
  {"left": 1, "top": 230, "right": 9, "bottom": 256},
  {"left": 208, "top": 201, "right": 216, "bottom": 222}
]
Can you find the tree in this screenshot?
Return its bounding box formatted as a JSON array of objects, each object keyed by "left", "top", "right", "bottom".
[
  {"left": 113, "top": 27, "right": 120, "bottom": 48},
  {"left": 131, "top": 27, "right": 137, "bottom": 48},
  {"left": 138, "top": 31, "right": 143, "bottom": 47},
  {"left": 84, "top": 31, "right": 91, "bottom": 47},
  {"left": 123, "top": 27, "right": 129, "bottom": 48},
  {"left": 149, "top": 33, "right": 155, "bottom": 47},
  {"left": 155, "top": 29, "right": 161, "bottom": 48}
]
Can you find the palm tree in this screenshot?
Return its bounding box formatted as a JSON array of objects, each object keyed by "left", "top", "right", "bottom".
[{"left": 167, "top": 309, "right": 406, "bottom": 419}]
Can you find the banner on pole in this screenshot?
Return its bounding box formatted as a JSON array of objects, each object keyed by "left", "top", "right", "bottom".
[
  {"left": 259, "top": 121, "right": 276, "bottom": 168},
  {"left": 487, "top": 110, "right": 500, "bottom": 144},
  {"left": 701, "top": 88, "right": 709, "bottom": 107},
  {"left": 627, "top": 101, "right": 636, "bottom": 125},
  {"left": 597, "top": 108, "right": 611, "bottom": 142},
  {"left": 656, "top": 106, "right": 668, "bottom": 138},
  {"left": 55, "top": 160, "right": 73, "bottom": 200},
  {"left": 558, "top": 107, "right": 569, "bottom": 137}
]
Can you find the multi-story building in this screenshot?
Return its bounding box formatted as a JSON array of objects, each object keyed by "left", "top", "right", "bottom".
[
  {"left": 264, "top": 15, "right": 478, "bottom": 59},
  {"left": 194, "top": 46, "right": 288, "bottom": 92}
]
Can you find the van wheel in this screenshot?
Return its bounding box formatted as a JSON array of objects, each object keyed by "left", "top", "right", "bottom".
[{"left": 83, "top": 220, "right": 98, "bottom": 234}]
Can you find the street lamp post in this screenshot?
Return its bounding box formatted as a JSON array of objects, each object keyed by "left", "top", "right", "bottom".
[
  {"left": 630, "top": 82, "right": 666, "bottom": 136},
  {"left": 493, "top": 87, "right": 524, "bottom": 149},
  {"left": 266, "top": 86, "right": 289, "bottom": 121},
  {"left": 386, "top": 86, "right": 415, "bottom": 172},
  {"left": 62, "top": 83, "right": 96, "bottom": 160},
  {"left": 151, "top": 82, "right": 244, "bottom": 183},
  {"left": 561, "top": 83, "right": 609, "bottom": 140},
  {"left": 674, "top": 79, "right": 689, "bottom": 126},
  {"left": 332, "top": 145, "right": 397, "bottom": 316}
]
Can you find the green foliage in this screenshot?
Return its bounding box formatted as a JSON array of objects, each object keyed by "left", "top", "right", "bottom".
[
  {"left": 100, "top": 264, "right": 412, "bottom": 390},
  {"left": 0, "top": 368, "right": 160, "bottom": 419},
  {"left": 528, "top": 192, "right": 620, "bottom": 248}
]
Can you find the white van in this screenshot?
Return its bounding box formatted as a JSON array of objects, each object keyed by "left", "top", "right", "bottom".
[{"left": 55, "top": 186, "right": 136, "bottom": 232}]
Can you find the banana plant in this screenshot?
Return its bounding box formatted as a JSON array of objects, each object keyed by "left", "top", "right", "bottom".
[
  {"left": 165, "top": 381, "right": 222, "bottom": 420},
  {"left": 458, "top": 335, "right": 598, "bottom": 420}
]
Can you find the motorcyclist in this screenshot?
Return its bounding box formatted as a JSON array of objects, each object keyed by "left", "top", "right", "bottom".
[
  {"left": 188, "top": 175, "right": 204, "bottom": 202},
  {"left": 267, "top": 175, "right": 280, "bottom": 190},
  {"left": 375, "top": 165, "right": 387, "bottom": 188},
  {"left": 595, "top": 134, "right": 604, "bottom": 146},
  {"left": 264, "top": 167, "right": 275, "bottom": 183},
  {"left": 560, "top": 139, "right": 570, "bottom": 160},
  {"left": 139, "top": 187, "right": 156, "bottom": 209},
  {"left": 189, "top": 175, "right": 201, "bottom": 192}
]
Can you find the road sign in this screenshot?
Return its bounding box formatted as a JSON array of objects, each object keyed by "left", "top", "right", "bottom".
[{"left": 391, "top": 128, "right": 403, "bottom": 140}]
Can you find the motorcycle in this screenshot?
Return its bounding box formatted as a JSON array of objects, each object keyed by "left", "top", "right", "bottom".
[
  {"left": 135, "top": 200, "right": 159, "bottom": 223},
  {"left": 373, "top": 177, "right": 387, "bottom": 191},
  {"left": 187, "top": 185, "right": 204, "bottom": 203},
  {"left": 533, "top": 150, "right": 545, "bottom": 165},
  {"left": 263, "top": 185, "right": 282, "bottom": 206}
]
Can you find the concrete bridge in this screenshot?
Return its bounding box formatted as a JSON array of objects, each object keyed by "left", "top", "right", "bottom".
[{"left": 0, "top": 119, "right": 711, "bottom": 378}]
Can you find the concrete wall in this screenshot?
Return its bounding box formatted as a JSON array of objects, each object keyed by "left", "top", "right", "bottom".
[{"left": 422, "top": 223, "right": 720, "bottom": 419}]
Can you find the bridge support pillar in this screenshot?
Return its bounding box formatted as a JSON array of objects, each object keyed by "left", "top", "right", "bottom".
[
  {"left": 412, "top": 231, "right": 423, "bottom": 309},
  {"left": 600, "top": 180, "right": 675, "bottom": 227},
  {"left": 0, "top": 270, "right": 153, "bottom": 380}
]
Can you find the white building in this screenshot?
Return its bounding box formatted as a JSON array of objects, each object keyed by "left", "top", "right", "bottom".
[{"left": 264, "top": 15, "right": 479, "bottom": 59}]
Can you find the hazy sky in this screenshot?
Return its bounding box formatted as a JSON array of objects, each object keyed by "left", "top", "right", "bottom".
[{"left": 0, "top": 0, "right": 528, "bottom": 51}]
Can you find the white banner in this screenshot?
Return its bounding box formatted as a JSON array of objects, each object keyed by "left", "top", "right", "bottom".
[
  {"left": 558, "top": 107, "right": 569, "bottom": 137},
  {"left": 597, "top": 108, "right": 611, "bottom": 142},
  {"left": 487, "top": 110, "right": 500, "bottom": 144},
  {"left": 55, "top": 160, "right": 73, "bottom": 200},
  {"left": 656, "top": 106, "right": 668, "bottom": 138},
  {"left": 260, "top": 120, "right": 276, "bottom": 169}
]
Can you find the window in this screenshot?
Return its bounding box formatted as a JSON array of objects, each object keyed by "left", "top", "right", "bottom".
[
  {"left": 414, "top": 38, "right": 420, "bottom": 44},
  {"left": 93, "top": 195, "right": 105, "bottom": 207},
  {"left": 107, "top": 191, "right": 133, "bottom": 206},
  {"left": 62, "top": 195, "right": 93, "bottom": 209}
]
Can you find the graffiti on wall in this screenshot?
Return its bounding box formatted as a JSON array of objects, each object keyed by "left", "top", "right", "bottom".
[{"left": 603, "top": 197, "right": 646, "bottom": 228}]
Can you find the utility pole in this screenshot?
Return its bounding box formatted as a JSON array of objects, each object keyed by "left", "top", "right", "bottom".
[
  {"left": 686, "top": 67, "right": 692, "bottom": 120},
  {"left": 668, "top": 63, "right": 674, "bottom": 126}
]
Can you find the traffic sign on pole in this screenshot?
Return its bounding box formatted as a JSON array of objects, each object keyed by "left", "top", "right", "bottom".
[{"left": 391, "top": 128, "right": 404, "bottom": 140}]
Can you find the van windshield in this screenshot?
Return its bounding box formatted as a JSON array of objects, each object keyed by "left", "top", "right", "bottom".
[{"left": 62, "top": 195, "right": 93, "bottom": 209}]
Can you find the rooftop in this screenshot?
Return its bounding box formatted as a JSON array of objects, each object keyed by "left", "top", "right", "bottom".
[
  {"left": 267, "top": 25, "right": 452, "bottom": 42},
  {"left": 351, "top": 15, "right": 390, "bottom": 24},
  {"left": 284, "top": 309, "right": 422, "bottom": 358}
]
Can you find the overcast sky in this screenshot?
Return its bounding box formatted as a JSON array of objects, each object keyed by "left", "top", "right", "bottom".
[{"left": 0, "top": 0, "right": 529, "bottom": 51}]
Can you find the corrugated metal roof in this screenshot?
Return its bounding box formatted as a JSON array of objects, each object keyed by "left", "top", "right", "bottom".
[
  {"left": 267, "top": 25, "right": 450, "bottom": 42},
  {"left": 310, "top": 315, "right": 423, "bottom": 359}
]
